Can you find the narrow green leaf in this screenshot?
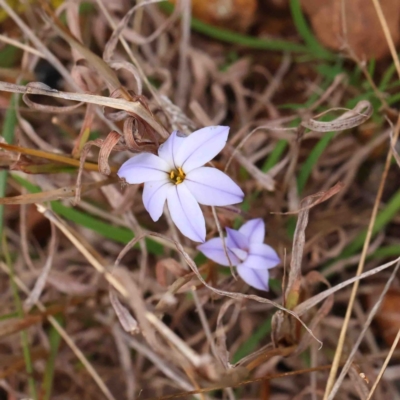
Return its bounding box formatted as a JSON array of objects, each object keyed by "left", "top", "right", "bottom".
[
  {"left": 297, "top": 131, "right": 336, "bottom": 193},
  {"left": 262, "top": 140, "right": 288, "bottom": 172},
  {"left": 42, "top": 314, "right": 63, "bottom": 400},
  {"left": 289, "top": 0, "right": 333, "bottom": 59}
]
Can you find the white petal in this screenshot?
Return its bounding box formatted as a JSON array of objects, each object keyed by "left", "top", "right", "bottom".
[
  {"left": 143, "top": 180, "right": 172, "bottom": 221},
  {"left": 184, "top": 167, "right": 244, "bottom": 206},
  {"left": 118, "top": 153, "right": 169, "bottom": 184},
  {"left": 239, "top": 218, "right": 265, "bottom": 244},
  {"left": 237, "top": 265, "right": 270, "bottom": 291},
  {"left": 249, "top": 243, "right": 280, "bottom": 267},
  {"left": 174, "top": 126, "right": 229, "bottom": 172},
  {"left": 197, "top": 238, "right": 240, "bottom": 266},
  {"left": 226, "top": 228, "right": 249, "bottom": 250},
  {"left": 157, "top": 131, "right": 186, "bottom": 169},
  {"left": 167, "top": 183, "right": 206, "bottom": 242}
]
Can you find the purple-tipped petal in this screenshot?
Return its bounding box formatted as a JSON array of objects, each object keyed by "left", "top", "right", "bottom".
[
  {"left": 158, "top": 131, "right": 186, "bottom": 169},
  {"left": 239, "top": 218, "right": 265, "bottom": 244},
  {"left": 118, "top": 153, "right": 169, "bottom": 184},
  {"left": 226, "top": 228, "right": 249, "bottom": 251},
  {"left": 184, "top": 167, "right": 244, "bottom": 206},
  {"left": 143, "top": 179, "right": 172, "bottom": 221},
  {"left": 167, "top": 183, "right": 206, "bottom": 242},
  {"left": 249, "top": 243, "right": 280, "bottom": 268},
  {"left": 237, "top": 265, "right": 270, "bottom": 291},
  {"left": 174, "top": 126, "right": 230, "bottom": 172},
  {"left": 197, "top": 238, "right": 240, "bottom": 266}
]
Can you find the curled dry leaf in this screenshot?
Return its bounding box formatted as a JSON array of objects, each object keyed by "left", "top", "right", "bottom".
[
  {"left": 103, "top": 0, "right": 175, "bottom": 55},
  {"left": 122, "top": 117, "right": 158, "bottom": 153},
  {"left": 74, "top": 130, "right": 127, "bottom": 204},
  {"left": 301, "top": 0, "right": 400, "bottom": 60},
  {"left": 40, "top": 4, "right": 124, "bottom": 95},
  {"left": 300, "top": 100, "right": 373, "bottom": 133},
  {"left": 98, "top": 131, "right": 122, "bottom": 175},
  {"left": 0, "top": 81, "right": 169, "bottom": 138}
]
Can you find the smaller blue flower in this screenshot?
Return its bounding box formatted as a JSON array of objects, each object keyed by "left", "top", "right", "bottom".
[{"left": 197, "top": 218, "right": 280, "bottom": 291}]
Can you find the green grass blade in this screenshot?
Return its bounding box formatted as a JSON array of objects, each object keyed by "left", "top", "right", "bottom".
[
  {"left": 289, "top": 0, "right": 333, "bottom": 59},
  {"left": 379, "top": 62, "right": 397, "bottom": 91},
  {"left": 297, "top": 131, "right": 336, "bottom": 193},
  {"left": 262, "top": 140, "right": 288, "bottom": 172},
  {"left": 42, "top": 314, "right": 63, "bottom": 400},
  {"left": 387, "top": 91, "right": 400, "bottom": 106},
  {"left": 367, "top": 59, "right": 376, "bottom": 79},
  {"left": 369, "top": 245, "right": 400, "bottom": 259}
]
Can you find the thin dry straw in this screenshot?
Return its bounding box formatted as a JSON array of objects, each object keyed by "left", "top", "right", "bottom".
[
  {"left": 366, "top": 328, "right": 400, "bottom": 400},
  {"left": 323, "top": 115, "right": 400, "bottom": 398},
  {"left": 322, "top": 0, "right": 400, "bottom": 390},
  {"left": 327, "top": 260, "right": 400, "bottom": 399}
]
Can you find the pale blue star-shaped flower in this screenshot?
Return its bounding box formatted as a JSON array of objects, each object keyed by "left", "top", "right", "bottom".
[
  {"left": 197, "top": 218, "right": 280, "bottom": 291},
  {"left": 118, "top": 126, "right": 244, "bottom": 242}
]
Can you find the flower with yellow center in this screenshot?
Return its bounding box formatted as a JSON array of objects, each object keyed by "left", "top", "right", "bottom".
[
  {"left": 169, "top": 167, "right": 186, "bottom": 185},
  {"left": 118, "top": 126, "right": 244, "bottom": 242}
]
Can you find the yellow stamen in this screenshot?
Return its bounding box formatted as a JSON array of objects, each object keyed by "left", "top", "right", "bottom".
[{"left": 169, "top": 167, "right": 186, "bottom": 185}]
